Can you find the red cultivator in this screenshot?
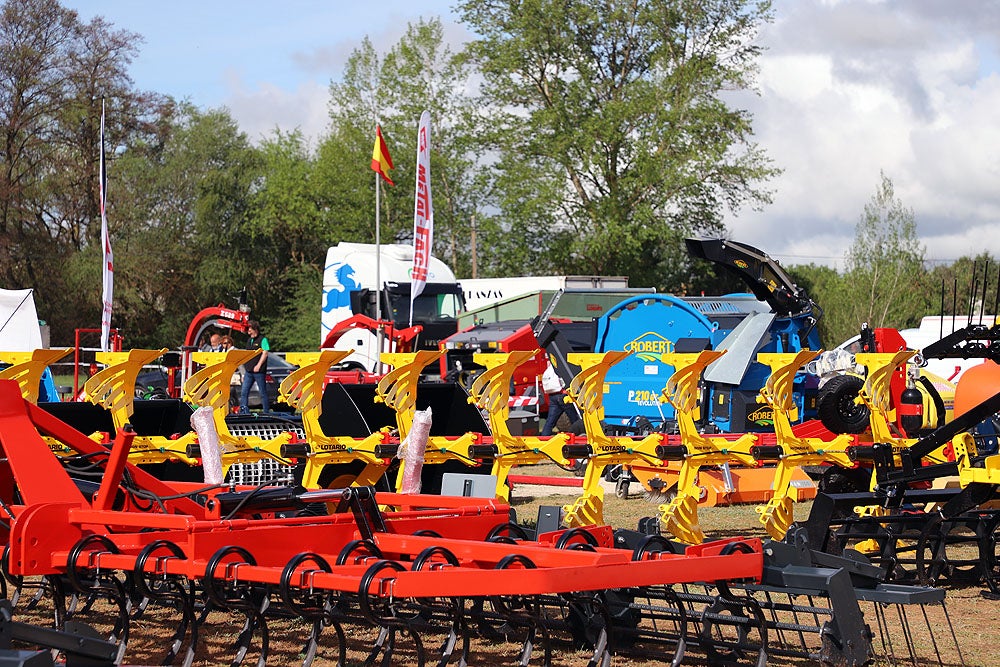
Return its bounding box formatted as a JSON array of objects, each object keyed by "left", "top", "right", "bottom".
[{"left": 0, "top": 379, "right": 775, "bottom": 666}]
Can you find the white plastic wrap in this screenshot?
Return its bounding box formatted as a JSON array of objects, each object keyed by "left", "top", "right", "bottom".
[
  {"left": 807, "top": 349, "right": 861, "bottom": 382},
  {"left": 398, "top": 407, "right": 432, "bottom": 494},
  {"left": 190, "top": 406, "right": 224, "bottom": 484}
]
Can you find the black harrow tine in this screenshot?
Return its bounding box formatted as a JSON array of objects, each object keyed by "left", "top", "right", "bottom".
[
  {"left": 940, "top": 600, "right": 966, "bottom": 667},
  {"left": 919, "top": 603, "right": 944, "bottom": 667},
  {"left": 872, "top": 602, "right": 894, "bottom": 666},
  {"left": 895, "top": 602, "right": 918, "bottom": 666}
]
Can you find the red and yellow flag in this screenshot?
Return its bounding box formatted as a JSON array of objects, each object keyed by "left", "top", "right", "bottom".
[{"left": 371, "top": 125, "right": 394, "bottom": 185}]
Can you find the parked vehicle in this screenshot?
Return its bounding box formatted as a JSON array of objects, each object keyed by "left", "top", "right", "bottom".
[
  {"left": 320, "top": 242, "right": 464, "bottom": 378},
  {"left": 460, "top": 275, "right": 630, "bottom": 312},
  {"left": 136, "top": 353, "right": 295, "bottom": 412},
  {"left": 229, "top": 353, "right": 296, "bottom": 410}
]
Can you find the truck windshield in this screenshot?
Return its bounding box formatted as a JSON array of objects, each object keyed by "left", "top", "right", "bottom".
[{"left": 388, "top": 291, "right": 462, "bottom": 325}]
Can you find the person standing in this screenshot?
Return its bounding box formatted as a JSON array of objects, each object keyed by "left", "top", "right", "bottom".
[
  {"left": 239, "top": 320, "right": 270, "bottom": 414},
  {"left": 541, "top": 358, "right": 577, "bottom": 436}
]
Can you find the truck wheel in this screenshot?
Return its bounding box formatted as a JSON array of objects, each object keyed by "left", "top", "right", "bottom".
[{"left": 817, "top": 374, "right": 869, "bottom": 434}]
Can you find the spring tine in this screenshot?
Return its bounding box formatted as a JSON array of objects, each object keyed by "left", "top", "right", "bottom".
[
  {"left": 404, "top": 625, "right": 427, "bottom": 667},
  {"left": 365, "top": 626, "right": 392, "bottom": 666},
  {"left": 379, "top": 628, "right": 396, "bottom": 667},
  {"left": 589, "top": 626, "right": 610, "bottom": 667},
  {"left": 22, "top": 583, "right": 47, "bottom": 612},
  {"left": 298, "top": 619, "right": 320, "bottom": 667},
  {"left": 229, "top": 599, "right": 269, "bottom": 667},
  {"left": 435, "top": 625, "right": 459, "bottom": 667},
  {"left": 229, "top": 612, "right": 254, "bottom": 667},
  {"left": 184, "top": 599, "right": 214, "bottom": 667},
  {"left": 518, "top": 624, "right": 535, "bottom": 667}
]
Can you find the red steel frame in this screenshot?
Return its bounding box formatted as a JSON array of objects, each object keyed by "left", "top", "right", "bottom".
[{"left": 0, "top": 379, "right": 763, "bottom": 600}]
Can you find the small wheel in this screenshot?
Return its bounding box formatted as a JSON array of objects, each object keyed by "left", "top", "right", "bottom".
[
  {"left": 615, "top": 477, "right": 630, "bottom": 499},
  {"left": 817, "top": 374, "right": 870, "bottom": 434}
]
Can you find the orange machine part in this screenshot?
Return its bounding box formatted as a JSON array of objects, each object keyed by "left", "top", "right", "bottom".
[{"left": 953, "top": 360, "right": 1000, "bottom": 418}]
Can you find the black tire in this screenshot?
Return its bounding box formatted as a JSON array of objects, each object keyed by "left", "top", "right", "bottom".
[
  {"left": 817, "top": 374, "right": 869, "bottom": 434},
  {"left": 818, "top": 465, "right": 869, "bottom": 495}
]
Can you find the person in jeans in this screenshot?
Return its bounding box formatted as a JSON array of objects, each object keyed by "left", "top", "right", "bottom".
[
  {"left": 541, "top": 359, "right": 577, "bottom": 436},
  {"left": 239, "top": 320, "right": 270, "bottom": 413}
]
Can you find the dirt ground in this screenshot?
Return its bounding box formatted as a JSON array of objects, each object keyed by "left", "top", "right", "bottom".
[{"left": 6, "top": 475, "right": 999, "bottom": 666}]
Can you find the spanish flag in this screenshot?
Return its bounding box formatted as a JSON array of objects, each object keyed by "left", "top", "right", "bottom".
[{"left": 371, "top": 125, "right": 394, "bottom": 185}]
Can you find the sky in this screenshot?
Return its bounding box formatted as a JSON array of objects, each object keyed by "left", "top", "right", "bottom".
[{"left": 65, "top": 0, "right": 1000, "bottom": 271}]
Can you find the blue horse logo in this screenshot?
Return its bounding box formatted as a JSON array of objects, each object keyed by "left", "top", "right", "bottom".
[{"left": 323, "top": 263, "right": 360, "bottom": 313}]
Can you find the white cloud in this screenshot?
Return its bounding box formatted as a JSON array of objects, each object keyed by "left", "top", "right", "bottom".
[
  {"left": 724, "top": 0, "right": 1000, "bottom": 270},
  {"left": 224, "top": 77, "right": 331, "bottom": 146}
]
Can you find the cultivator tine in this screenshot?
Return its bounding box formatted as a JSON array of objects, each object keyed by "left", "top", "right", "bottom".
[
  {"left": 277, "top": 551, "right": 346, "bottom": 667},
  {"left": 132, "top": 539, "right": 199, "bottom": 666},
  {"left": 203, "top": 545, "right": 271, "bottom": 667},
  {"left": 65, "top": 534, "right": 132, "bottom": 664}
]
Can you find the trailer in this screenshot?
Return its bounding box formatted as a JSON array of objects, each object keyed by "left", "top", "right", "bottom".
[{"left": 461, "top": 275, "right": 630, "bottom": 312}]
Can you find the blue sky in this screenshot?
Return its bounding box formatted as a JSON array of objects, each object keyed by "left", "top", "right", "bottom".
[
  {"left": 68, "top": 1, "right": 460, "bottom": 135},
  {"left": 65, "top": 1, "right": 1000, "bottom": 270}
]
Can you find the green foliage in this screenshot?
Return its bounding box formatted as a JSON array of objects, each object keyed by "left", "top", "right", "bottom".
[
  {"left": 785, "top": 263, "right": 845, "bottom": 347},
  {"left": 928, "top": 253, "right": 1000, "bottom": 320},
  {"left": 788, "top": 173, "right": 931, "bottom": 346},
  {"left": 0, "top": 0, "right": 153, "bottom": 341},
  {"left": 268, "top": 264, "right": 322, "bottom": 351},
  {"left": 105, "top": 105, "right": 263, "bottom": 348},
  {"left": 456, "top": 0, "right": 779, "bottom": 289},
  {"left": 837, "top": 172, "right": 928, "bottom": 341}
]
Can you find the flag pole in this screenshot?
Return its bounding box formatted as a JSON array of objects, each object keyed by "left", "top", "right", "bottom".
[
  {"left": 374, "top": 125, "right": 383, "bottom": 374},
  {"left": 99, "top": 97, "right": 114, "bottom": 353},
  {"left": 370, "top": 122, "right": 394, "bottom": 375}
]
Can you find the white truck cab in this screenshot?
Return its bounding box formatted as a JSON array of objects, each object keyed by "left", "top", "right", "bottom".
[{"left": 321, "top": 242, "right": 463, "bottom": 373}]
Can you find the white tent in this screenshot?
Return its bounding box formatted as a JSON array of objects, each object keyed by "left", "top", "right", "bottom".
[{"left": 0, "top": 288, "right": 43, "bottom": 351}]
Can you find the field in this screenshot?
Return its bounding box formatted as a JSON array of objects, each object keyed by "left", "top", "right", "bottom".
[
  {"left": 507, "top": 471, "right": 998, "bottom": 667},
  {"left": 8, "top": 464, "right": 998, "bottom": 666}
]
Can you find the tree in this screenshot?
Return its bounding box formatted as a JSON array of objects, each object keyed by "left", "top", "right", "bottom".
[
  {"left": 379, "top": 18, "right": 487, "bottom": 278},
  {"left": 104, "top": 105, "right": 263, "bottom": 348},
  {"left": 928, "top": 253, "right": 1000, "bottom": 321},
  {"left": 324, "top": 37, "right": 408, "bottom": 247},
  {"left": 786, "top": 263, "right": 845, "bottom": 347},
  {"left": 456, "top": 0, "right": 778, "bottom": 288},
  {"left": 831, "top": 172, "right": 928, "bottom": 344},
  {"left": 0, "top": 0, "right": 162, "bottom": 342},
  {"left": 324, "top": 20, "right": 488, "bottom": 278}
]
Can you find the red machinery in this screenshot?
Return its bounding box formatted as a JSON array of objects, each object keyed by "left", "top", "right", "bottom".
[{"left": 0, "top": 378, "right": 774, "bottom": 666}]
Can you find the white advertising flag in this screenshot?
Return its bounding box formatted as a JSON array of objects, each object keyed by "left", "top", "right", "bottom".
[
  {"left": 99, "top": 100, "right": 114, "bottom": 351},
  {"left": 410, "top": 110, "right": 433, "bottom": 326}
]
